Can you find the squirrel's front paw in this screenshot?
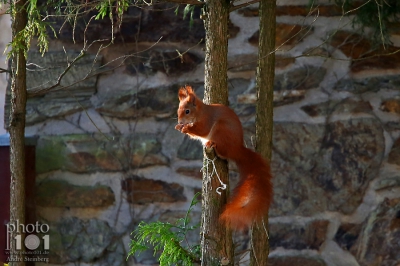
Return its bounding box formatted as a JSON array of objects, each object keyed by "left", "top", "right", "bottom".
[
  {"left": 175, "top": 123, "right": 184, "bottom": 132},
  {"left": 180, "top": 123, "right": 193, "bottom": 134},
  {"left": 181, "top": 125, "right": 190, "bottom": 133}
]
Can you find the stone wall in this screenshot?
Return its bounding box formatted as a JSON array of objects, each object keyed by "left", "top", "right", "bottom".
[
  {"left": 0, "top": 7, "right": 11, "bottom": 135},
  {"left": 3, "top": 1, "right": 400, "bottom": 265}
]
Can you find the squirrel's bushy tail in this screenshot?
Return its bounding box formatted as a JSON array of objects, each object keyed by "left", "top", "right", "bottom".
[{"left": 220, "top": 147, "right": 273, "bottom": 230}]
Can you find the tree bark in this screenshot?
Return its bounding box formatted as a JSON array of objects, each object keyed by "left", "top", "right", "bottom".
[
  {"left": 9, "top": 0, "right": 28, "bottom": 265},
  {"left": 200, "top": 0, "right": 234, "bottom": 265},
  {"left": 250, "top": 0, "right": 276, "bottom": 265}
]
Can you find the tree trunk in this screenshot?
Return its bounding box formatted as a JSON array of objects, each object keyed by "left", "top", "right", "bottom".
[
  {"left": 9, "top": 0, "right": 28, "bottom": 265},
  {"left": 200, "top": 0, "right": 234, "bottom": 265},
  {"left": 250, "top": 0, "right": 276, "bottom": 265}
]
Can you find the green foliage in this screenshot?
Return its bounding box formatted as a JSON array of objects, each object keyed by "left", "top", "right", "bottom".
[
  {"left": 183, "top": 4, "right": 196, "bottom": 29},
  {"left": 174, "top": 4, "right": 197, "bottom": 29},
  {"left": 7, "top": 0, "right": 56, "bottom": 58},
  {"left": 128, "top": 193, "right": 201, "bottom": 266},
  {"left": 6, "top": 0, "right": 133, "bottom": 58},
  {"left": 95, "top": 0, "right": 130, "bottom": 20},
  {"left": 333, "top": 0, "right": 400, "bottom": 45}
]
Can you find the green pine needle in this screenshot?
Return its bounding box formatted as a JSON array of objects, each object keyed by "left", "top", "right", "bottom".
[{"left": 128, "top": 193, "right": 201, "bottom": 265}]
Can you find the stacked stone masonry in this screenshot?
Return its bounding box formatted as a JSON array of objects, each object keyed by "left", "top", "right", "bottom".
[{"left": 2, "top": 1, "right": 400, "bottom": 265}]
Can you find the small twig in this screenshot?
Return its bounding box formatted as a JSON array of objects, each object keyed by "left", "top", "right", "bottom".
[
  {"left": 72, "top": 92, "right": 114, "bottom": 141},
  {"left": 228, "top": 10, "right": 319, "bottom": 71},
  {"left": 374, "top": 0, "right": 386, "bottom": 49},
  {"left": 26, "top": 63, "right": 46, "bottom": 71},
  {"left": 342, "top": 0, "right": 372, "bottom": 16},
  {"left": 159, "top": 0, "right": 204, "bottom": 6},
  {"left": 28, "top": 50, "right": 86, "bottom": 97},
  {"left": 230, "top": 0, "right": 260, "bottom": 12},
  {"left": 0, "top": 67, "right": 11, "bottom": 74}
]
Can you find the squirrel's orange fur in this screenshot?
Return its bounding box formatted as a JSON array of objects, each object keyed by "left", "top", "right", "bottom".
[{"left": 175, "top": 85, "right": 273, "bottom": 230}]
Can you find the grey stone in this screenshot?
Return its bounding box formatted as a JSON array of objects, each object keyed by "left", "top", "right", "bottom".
[
  {"left": 131, "top": 248, "right": 158, "bottom": 265},
  {"left": 269, "top": 255, "right": 327, "bottom": 266},
  {"left": 259, "top": 65, "right": 327, "bottom": 106},
  {"left": 36, "top": 180, "right": 115, "bottom": 208},
  {"left": 351, "top": 198, "right": 400, "bottom": 266},
  {"left": 49, "top": 217, "right": 115, "bottom": 263},
  {"left": 125, "top": 49, "right": 202, "bottom": 76},
  {"left": 334, "top": 75, "right": 400, "bottom": 93},
  {"left": 273, "top": 122, "right": 325, "bottom": 171},
  {"left": 375, "top": 176, "right": 400, "bottom": 191},
  {"left": 177, "top": 135, "right": 203, "bottom": 160},
  {"left": 274, "top": 65, "right": 326, "bottom": 92},
  {"left": 271, "top": 117, "right": 384, "bottom": 216},
  {"left": 4, "top": 51, "right": 101, "bottom": 127},
  {"left": 313, "top": 117, "right": 384, "bottom": 214},
  {"left": 334, "top": 223, "right": 362, "bottom": 251},
  {"left": 270, "top": 220, "right": 329, "bottom": 250},
  {"left": 36, "top": 133, "right": 168, "bottom": 173},
  {"left": 26, "top": 51, "right": 100, "bottom": 95},
  {"left": 385, "top": 122, "right": 400, "bottom": 131},
  {"left": 57, "top": 217, "right": 114, "bottom": 263},
  {"left": 101, "top": 240, "right": 127, "bottom": 266},
  {"left": 271, "top": 151, "right": 329, "bottom": 217},
  {"left": 96, "top": 86, "right": 178, "bottom": 119},
  {"left": 122, "top": 176, "right": 186, "bottom": 204},
  {"left": 301, "top": 99, "right": 373, "bottom": 117}
]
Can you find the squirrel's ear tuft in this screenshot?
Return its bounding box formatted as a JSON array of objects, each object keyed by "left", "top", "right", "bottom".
[
  {"left": 178, "top": 86, "right": 188, "bottom": 101},
  {"left": 179, "top": 85, "right": 198, "bottom": 104},
  {"left": 185, "top": 85, "right": 198, "bottom": 106},
  {"left": 185, "top": 85, "right": 194, "bottom": 94}
]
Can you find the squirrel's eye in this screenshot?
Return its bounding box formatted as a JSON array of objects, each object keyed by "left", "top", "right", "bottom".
[{"left": 185, "top": 109, "right": 190, "bottom": 114}]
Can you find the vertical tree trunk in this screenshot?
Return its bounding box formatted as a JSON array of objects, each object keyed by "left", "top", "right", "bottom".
[
  {"left": 9, "top": 0, "right": 28, "bottom": 265},
  {"left": 200, "top": 0, "right": 234, "bottom": 265},
  {"left": 250, "top": 0, "right": 276, "bottom": 265}
]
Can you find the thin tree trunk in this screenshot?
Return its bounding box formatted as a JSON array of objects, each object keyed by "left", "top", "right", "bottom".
[
  {"left": 200, "top": 0, "right": 234, "bottom": 265},
  {"left": 250, "top": 0, "right": 276, "bottom": 265},
  {"left": 9, "top": 0, "right": 28, "bottom": 265}
]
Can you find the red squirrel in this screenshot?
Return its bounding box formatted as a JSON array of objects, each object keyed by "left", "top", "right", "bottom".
[{"left": 175, "top": 85, "right": 273, "bottom": 230}]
